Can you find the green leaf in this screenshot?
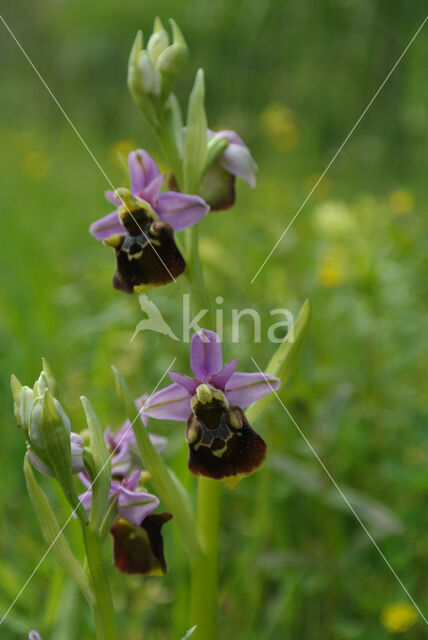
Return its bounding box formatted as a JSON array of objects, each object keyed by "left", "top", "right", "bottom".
[
  {"left": 165, "top": 93, "right": 184, "bottom": 156},
  {"left": 111, "top": 366, "right": 201, "bottom": 558},
  {"left": 80, "top": 396, "right": 111, "bottom": 532},
  {"left": 183, "top": 69, "right": 207, "bottom": 193},
  {"left": 246, "top": 299, "right": 311, "bottom": 424},
  {"left": 24, "top": 457, "right": 93, "bottom": 604}
]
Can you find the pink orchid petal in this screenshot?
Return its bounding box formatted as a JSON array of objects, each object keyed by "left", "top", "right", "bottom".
[
  {"left": 208, "top": 128, "right": 247, "bottom": 147},
  {"left": 128, "top": 149, "right": 160, "bottom": 192},
  {"left": 225, "top": 372, "right": 280, "bottom": 408},
  {"left": 117, "top": 487, "right": 159, "bottom": 526},
  {"left": 156, "top": 192, "right": 209, "bottom": 231},
  {"left": 142, "top": 383, "right": 192, "bottom": 421},
  {"left": 89, "top": 210, "right": 124, "bottom": 241},
  {"left": 149, "top": 432, "right": 168, "bottom": 453},
  {"left": 168, "top": 370, "right": 199, "bottom": 395},
  {"left": 135, "top": 395, "right": 150, "bottom": 427},
  {"left": 190, "top": 329, "right": 223, "bottom": 381},
  {"left": 221, "top": 144, "right": 257, "bottom": 187},
  {"left": 104, "top": 190, "right": 122, "bottom": 206},
  {"left": 209, "top": 359, "right": 238, "bottom": 390},
  {"left": 141, "top": 174, "right": 165, "bottom": 204},
  {"left": 122, "top": 469, "right": 141, "bottom": 491}
]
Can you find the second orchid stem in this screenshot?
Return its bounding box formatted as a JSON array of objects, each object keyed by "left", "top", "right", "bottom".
[
  {"left": 188, "top": 220, "right": 220, "bottom": 640},
  {"left": 81, "top": 525, "right": 118, "bottom": 640},
  {"left": 190, "top": 477, "right": 221, "bottom": 640}
]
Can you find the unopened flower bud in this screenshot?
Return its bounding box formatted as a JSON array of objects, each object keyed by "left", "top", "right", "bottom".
[
  {"left": 155, "top": 20, "right": 188, "bottom": 99},
  {"left": 70, "top": 432, "right": 84, "bottom": 474},
  {"left": 29, "top": 390, "right": 75, "bottom": 499},
  {"left": 137, "top": 50, "right": 161, "bottom": 97},
  {"left": 27, "top": 431, "right": 84, "bottom": 477},
  {"left": 147, "top": 17, "right": 169, "bottom": 64},
  {"left": 18, "top": 385, "right": 35, "bottom": 435},
  {"left": 11, "top": 374, "right": 23, "bottom": 426},
  {"left": 33, "top": 359, "right": 57, "bottom": 397}
]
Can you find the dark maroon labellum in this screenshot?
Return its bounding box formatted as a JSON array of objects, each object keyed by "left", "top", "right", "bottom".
[
  {"left": 185, "top": 401, "right": 266, "bottom": 481},
  {"left": 110, "top": 208, "right": 185, "bottom": 293},
  {"left": 110, "top": 512, "right": 173, "bottom": 576}
]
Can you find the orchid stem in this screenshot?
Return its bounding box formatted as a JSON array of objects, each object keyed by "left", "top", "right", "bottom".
[
  {"left": 81, "top": 525, "right": 117, "bottom": 640},
  {"left": 188, "top": 224, "right": 213, "bottom": 323},
  {"left": 190, "top": 476, "right": 221, "bottom": 640},
  {"left": 188, "top": 220, "right": 220, "bottom": 639}
]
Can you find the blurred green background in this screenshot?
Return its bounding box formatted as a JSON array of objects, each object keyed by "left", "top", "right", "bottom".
[{"left": 0, "top": 0, "right": 427, "bottom": 638}]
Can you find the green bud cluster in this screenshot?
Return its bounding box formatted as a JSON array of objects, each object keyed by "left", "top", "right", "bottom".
[
  {"left": 11, "top": 360, "right": 80, "bottom": 508},
  {"left": 128, "top": 18, "right": 188, "bottom": 130}
]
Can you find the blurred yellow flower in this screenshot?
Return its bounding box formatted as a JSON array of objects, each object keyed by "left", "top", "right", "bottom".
[
  {"left": 260, "top": 103, "right": 299, "bottom": 151},
  {"left": 22, "top": 151, "right": 50, "bottom": 181},
  {"left": 381, "top": 602, "right": 418, "bottom": 633},
  {"left": 304, "top": 173, "right": 331, "bottom": 200},
  {"left": 317, "top": 253, "right": 345, "bottom": 288},
  {"left": 109, "top": 139, "right": 138, "bottom": 168},
  {"left": 313, "top": 200, "right": 356, "bottom": 237},
  {"left": 387, "top": 189, "right": 414, "bottom": 216}
]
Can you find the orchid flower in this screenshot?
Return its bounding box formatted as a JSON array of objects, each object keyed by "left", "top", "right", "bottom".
[
  {"left": 89, "top": 149, "right": 209, "bottom": 293},
  {"left": 143, "top": 329, "right": 280, "bottom": 482},
  {"left": 200, "top": 129, "right": 257, "bottom": 210}
]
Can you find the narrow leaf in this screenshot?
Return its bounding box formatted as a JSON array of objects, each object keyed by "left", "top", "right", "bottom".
[
  {"left": 246, "top": 299, "right": 311, "bottom": 424},
  {"left": 80, "top": 397, "right": 111, "bottom": 532},
  {"left": 24, "top": 457, "right": 93, "bottom": 604},
  {"left": 183, "top": 69, "right": 207, "bottom": 193}
]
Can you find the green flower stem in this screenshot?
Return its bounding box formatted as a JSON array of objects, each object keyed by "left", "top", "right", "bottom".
[
  {"left": 187, "top": 224, "right": 213, "bottom": 323},
  {"left": 81, "top": 525, "right": 117, "bottom": 640},
  {"left": 190, "top": 476, "right": 221, "bottom": 640},
  {"left": 187, "top": 220, "right": 221, "bottom": 640}
]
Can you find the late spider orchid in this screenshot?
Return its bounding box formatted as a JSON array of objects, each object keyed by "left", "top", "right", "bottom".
[
  {"left": 143, "top": 329, "right": 280, "bottom": 483},
  {"left": 90, "top": 149, "right": 209, "bottom": 293}
]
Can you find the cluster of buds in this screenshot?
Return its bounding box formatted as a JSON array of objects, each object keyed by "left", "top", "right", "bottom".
[
  {"left": 128, "top": 18, "right": 188, "bottom": 129},
  {"left": 11, "top": 360, "right": 83, "bottom": 503}
]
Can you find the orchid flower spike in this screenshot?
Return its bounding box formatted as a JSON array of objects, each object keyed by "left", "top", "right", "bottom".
[
  {"left": 90, "top": 149, "right": 209, "bottom": 293},
  {"left": 143, "top": 329, "right": 280, "bottom": 484}
]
